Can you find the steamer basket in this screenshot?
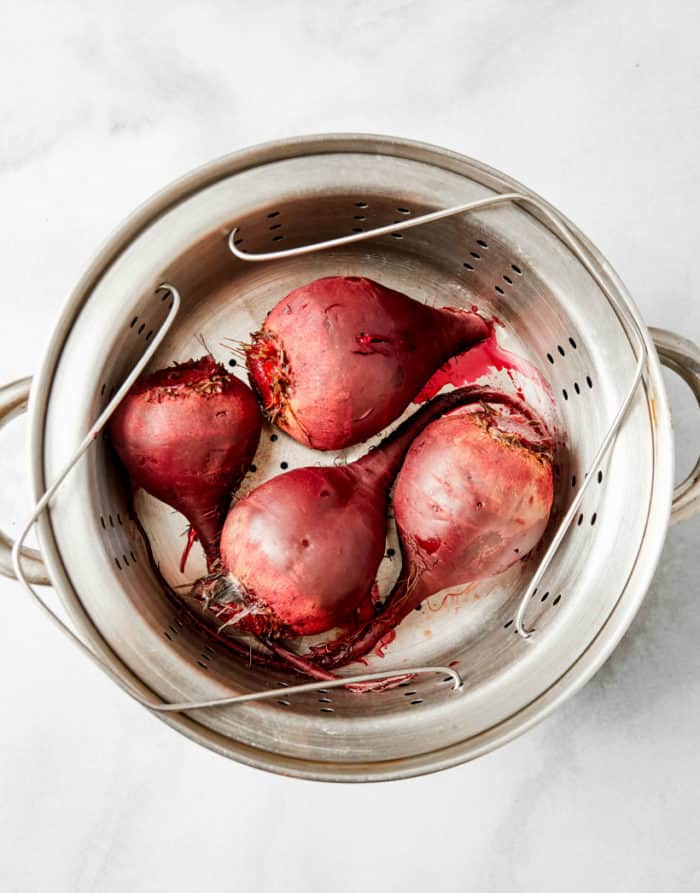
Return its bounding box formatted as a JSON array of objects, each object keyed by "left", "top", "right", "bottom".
[{"left": 1, "top": 135, "right": 699, "bottom": 782}]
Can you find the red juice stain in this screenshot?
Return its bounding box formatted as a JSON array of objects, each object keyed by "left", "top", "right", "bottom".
[{"left": 415, "top": 326, "right": 552, "bottom": 404}]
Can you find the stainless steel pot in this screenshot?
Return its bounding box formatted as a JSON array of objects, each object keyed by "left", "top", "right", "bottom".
[{"left": 1, "top": 134, "right": 698, "bottom": 781}]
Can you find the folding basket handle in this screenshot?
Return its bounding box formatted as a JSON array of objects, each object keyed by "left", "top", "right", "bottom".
[
  {"left": 0, "top": 377, "right": 50, "bottom": 585},
  {"left": 650, "top": 328, "right": 700, "bottom": 524}
]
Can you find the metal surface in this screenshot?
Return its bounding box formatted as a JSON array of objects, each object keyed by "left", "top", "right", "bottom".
[
  {"left": 0, "top": 378, "right": 49, "bottom": 585},
  {"left": 6, "top": 133, "right": 695, "bottom": 781},
  {"left": 649, "top": 327, "right": 700, "bottom": 524}
]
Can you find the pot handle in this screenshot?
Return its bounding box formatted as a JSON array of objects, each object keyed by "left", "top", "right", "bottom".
[
  {"left": 0, "top": 378, "right": 50, "bottom": 585},
  {"left": 650, "top": 328, "right": 700, "bottom": 524}
]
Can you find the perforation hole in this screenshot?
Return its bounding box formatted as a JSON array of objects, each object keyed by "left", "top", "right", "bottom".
[
  {"left": 562, "top": 388, "right": 569, "bottom": 401},
  {"left": 541, "top": 591, "right": 549, "bottom": 602},
  {"left": 164, "top": 631, "right": 172, "bottom": 641},
  {"left": 100, "top": 516, "right": 106, "bottom": 530},
  {"left": 130, "top": 551, "right": 137, "bottom": 562},
  {"left": 590, "top": 513, "right": 598, "bottom": 526},
  {"left": 267, "top": 211, "right": 280, "bottom": 219},
  {"left": 443, "top": 676, "right": 454, "bottom": 683},
  {"left": 320, "top": 707, "right": 334, "bottom": 713},
  {"left": 463, "top": 262, "right": 474, "bottom": 271},
  {"left": 569, "top": 337, "right": 577, "bottom": 349},
  {"left": 130, "top": 317, "right": 138, "bottom": 328},
  {"left": 137, "top": 323, "right": 145, "bottom": 335},
  {"left": 355, "top": 201, "right": 368, "bottom": 208},
  {"left": 391, "top": 232, "right": 403, "bottom": 239},
  {"left": 228, "top": 358, "right": 237, "bottom": 367},
  {"left": 553, "top": 594, "right": 562, "bottom": 606},
  {"left": 574, "top": 382, "right": 581, "bottom": 394},
  {"left": 396, "top": 207, "right": 411, "bottom": 214},
  {"left": 272, "top": 235, "right": 284, "bottom": 242},
  {"left": 108, "top": 515, "right": 114, "bottom": 527},
  {"left": 410, "top": 699, "right": 424, "bottom": 705},
  {"left": 503, "top": 619, "right": 513, "bottom": 629},
  {"left": 269, "top": 223, "right": 282, "bottom": 230},
  {"left": 546, "top": 353, "right": 554, "bottom": 364},
  {"left": 122, "top": 554, "right": 129, "bottom": 567},
  {"left": 100, "top": 383, "right": 106, "bottom": 396},
  {"left": 398, "top": 681, "right": 411, "bottom": 688},
  {"left": 470, "top": 251, "right": 481, "bottom": 260},
  {"left": 577, "top": 513, "right": 584, "bottom": 526},
  {"left": 586, "top": 375, "right": 593, "bottom": 389},
  {"left": 495, "top": 285, "right": 505, "bottom": 295},
  {"left": 352, "top": 227, "right": 363, "bottom": 233},
  {"left": 353, "top": 215, "right": 366, "bottom": 221},
  {"left": 597, "top": 470, "right": 603, "bottom": 484},
  {"left": 571, "top": 475, "right": 577, "bottom": 488},
  {"left": 476, "top": 239, "right": 488, "bottom": 248},
  {"left": 503, "top": 274, "right": 513, "bottom": 284},
  {"left": 277, "top": 699, "right": 291, "bottom": 707},
  {"left": 196, "top": 660, "right": 209, "bottom": 670},
  {"left": 114, "top": 557, "right": 122, "bottom": 570},
  {"left": 233, "top": 237, "right": 243, "bottom": 246},
  {"left": 511, "top": 264, "right": 522, "bottom": 275},
  {"left": 403, "top": 690, "right": 417, "bottom": 697},
  {"left": 318, "top": 697, "right": 333, "bottom": 704},
  {"left": 557, "top": 345, "right": 565, "bottom": 357}
]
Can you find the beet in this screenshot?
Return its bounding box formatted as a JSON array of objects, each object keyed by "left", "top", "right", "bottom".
[
  {"left": 108, "top": 356, "right": 261, "bottom": 572},
  {"left": 311, "top": 401, "right": 554, "bottom": 668},
  {"left": 246, "top": 276, "right": 488, "bottom": 450}
]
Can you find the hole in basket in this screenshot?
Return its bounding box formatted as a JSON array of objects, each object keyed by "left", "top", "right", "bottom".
[
  {"left": 269, "top": 223, "right": 282, "bottom": 230},
  {"left": 267, "top": 211, "right": 280, "bottom": 219},
  {"left": 352, "top": 227, "right": 364, "bottom": 233},
  {"left": 404, "top": 690, "right": 417, "bottom": 696},
  {"left": 443, "top": 676, "right": 454, "bottom": 683},
  {"left": 410, "top": 699, "right": 424, "bottom": 705},
  {"left": 270, "top": 434, "right": 278, "bottom": 442},
  {"left": 386, "top": 548, "right": 396, "bottom": 557},
  {"left": 353, "top": 215, "right": 366, "bottom": 221},
  {"left": 100, "top": 383, "right": 106, "bottom": 396},
  {"left": 137, "top": 323, "right": 145, "bottom": 335},
  {"left": 122, "top": 554, "right": 129, "bottom": 567},
  {"left": 546, "top": 353, "right": 554, "bottom": 364},
  {"left": 553, "top": 594, "right": 562, "bottom": 606},
  {"left": 279, "top": 681, "right": 290, "bottom": 688},
  {"left": 280, "top": 461, "right": 288, "bottom": 470},
  {"left": 317, "top": 688, "right": 328, "bottom": 693},
  {"left": 574, "top": 382, "right": 581, "bottom": 395},
  {"left": 398, "top": 681, "right": 411, "bottom": 688},
  {"left": 130, "top": 316, "right": 138, "bottom": 328},
  {"left": 541, "top": 591, "right": 549, "bottom": 602},
  {"left": 597, "top": 469, "right": 603, "bottom": 484},
  {"left": 577, "top": 513, "right": 584, "bottom": 526},
  {"left": 100, "top": 516, "right": 106, "bottom": 529},
  {"left": 277, "top": 699, "right": 291, "bottom": 707},
  {"left": 114, "top": 557, "right": 121, "bottom": 570},
  {"left": 571, "top": 474, "right": 577, "bottom": 488},
  {"left": 562, "top": 388, "right": 569, "bottom": 401},
  {"left": 391, "top": 232, "right": 403, "bottom": 239},
  {"left": 476, "top": 239, "right": 488, "bottom": 248},
  {"left": 470, "top": 251, "right": 481, "bottom": 259},
  {"left": 590, "top": 513, "right": 598, "bottom": 526},
  {"left": 494, "top": 285, "right": 505, "bottom": 295},
  {"left": 586, "top": 375, "right": 593, "bottom": 388},
  {"left": 557, "top": 345, "right": 565, "bottom": 357},
  {"left": 396, "top": 207, "right": 411, "bottom": 214},
  {"left": 463, "top": 262, "right": 474, "bottom": 271},
  {"left": 196, "top": 661, "right": 209, "bottom": 671},
  {"left": 319, "top": 697, "right": 333, "bottom": 704},
  {"left": 249, "top": 463, "right": 257, "bottom": 473},
  {"left": 272, "top": 235, "right": 284, "bottom": 242},
  {"left": 108, "top": 514, "right": 114, "bottom": 527},
  {"left": 355, "top": 201, "right": 368, "bottom": 208},
  {"left": 145, "top": 330, "right": 154, "bottom": 342},
  {"left": 164, "top": 631, "right": 172, "bottom": 641},
  {"left": 511, "top": 264, "right": 522, "bottom": 275},
  {"left": 503, "top": 274, "right": 513, "bottom": 284},
  {"left": 569, "top": 337, "right": 577, "bottom": 349},
  {"left": 228, "top": 358, "right": 237, "bottom": 367},
  {"left": 233, "top": 237, "right": 243, "bottom": 246},
  {"left": 504, "top": 619, "right": 513, "bottom": 629},
  {"left": 130, "top": 551, "right": 137, "bottom": 562},
  {"left": 117, "top": 513, "right": 122, "bottom": 525},
  {"left": 320, "top": 707, "right": 334, "bottom": 713}
]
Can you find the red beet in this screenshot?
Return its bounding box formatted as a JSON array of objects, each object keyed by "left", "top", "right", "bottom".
[
  {"left": 247, "top": 276, "right": 488, "bottom": 450},
  {"left": 191, "top": 387, "right": 508, "bottom": 639},
  {"left": 109, "top": 356, "right": 261, "bottom": 572},
  {"left": 311, "top": 401, "right": 554, "bottom": 668}
]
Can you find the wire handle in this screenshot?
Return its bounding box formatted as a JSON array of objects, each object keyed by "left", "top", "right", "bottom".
[
  {"left": 11, "top": 284, "right": 464, "bottom": 715},
  {"left": 228, "top": 191, "right": 649, "bottom": 637}
]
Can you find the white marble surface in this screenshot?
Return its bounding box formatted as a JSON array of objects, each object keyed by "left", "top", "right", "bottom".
[{"left": 1, "top": 1, "right": 699, "bottom": 890}]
